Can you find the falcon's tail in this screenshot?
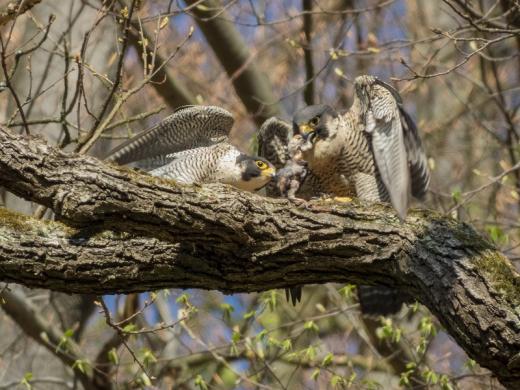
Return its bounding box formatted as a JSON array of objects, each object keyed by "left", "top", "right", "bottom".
[
  {"left": 358, "top": 285, "right": 413, "bottom": 316},
  {"left": 285, "top": 287, "right": 302, "bottom": 306}
]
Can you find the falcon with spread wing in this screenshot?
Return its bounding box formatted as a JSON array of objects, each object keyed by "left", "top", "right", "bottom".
[
  {"left": 258, "top": 76, "right": 430, "bottom": 313},
  {"left": 292, "top": 75, "right": 430, "bottom": 219},
  {"left": 106, "top": 105, "right": 276, "bottom": 192}
]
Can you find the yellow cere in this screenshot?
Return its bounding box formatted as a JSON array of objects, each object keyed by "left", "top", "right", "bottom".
[{"left": 299, "top": 123, "right": 313, "bottom": 134}]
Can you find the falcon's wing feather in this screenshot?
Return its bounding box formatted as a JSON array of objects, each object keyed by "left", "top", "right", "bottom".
[
  {"left": 150, "top": 144, "right": 228, "bottom": 184},
  {"left": 105, "top": 105, "right": 234, "bottom": 165},
  {"left": 133, "top": 155, "right": 174, "bottom": 171},
  {"left": 355, "top": 76, "right": 411, "bottom": 219},
  {"left": 257, "top": 117, "right": 292, "bottom": 169},
  {"left": 399, "top": 107, "right": 430, "bottom": 200}
]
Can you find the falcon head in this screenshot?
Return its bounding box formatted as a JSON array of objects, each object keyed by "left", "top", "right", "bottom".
[
  {"left": 235, "top": 155, "right": 276, "bottom": 192},
  {"left": 293, "top": 104, "right": 338, "bottom": 150}
]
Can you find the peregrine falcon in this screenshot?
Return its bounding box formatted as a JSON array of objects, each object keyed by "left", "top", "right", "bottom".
[
  {"left": 292, "top": 75, "right": 430, "bottom": 219},
  {"left": 106, "top": 105, "right": 276, "bottom": 192},
  {"left": 259, "top": 75, "right": 430, "bottom": 313}
]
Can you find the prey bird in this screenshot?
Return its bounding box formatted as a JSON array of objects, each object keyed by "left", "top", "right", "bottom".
[{"left": 106, "top": 105, "right": 276, "bottom": 192}]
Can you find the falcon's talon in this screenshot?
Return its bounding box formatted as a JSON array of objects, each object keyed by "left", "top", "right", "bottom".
[{"left": 333, "top": 196, "right": 353, "bottom": 203}]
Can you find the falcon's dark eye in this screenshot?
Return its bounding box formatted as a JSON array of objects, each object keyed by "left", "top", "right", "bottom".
[
  {"left": 309, "top": 116, "right": 320, "bottom": 127},
  {"left": 256, "top": 160, "right": 268, "bottom": 169}
]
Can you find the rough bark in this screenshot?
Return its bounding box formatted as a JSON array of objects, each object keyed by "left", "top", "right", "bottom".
[{"left": 0, "top": 127, "right": 518, "bottom": 387}]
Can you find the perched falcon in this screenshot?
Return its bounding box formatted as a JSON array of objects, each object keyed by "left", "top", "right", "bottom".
[
  {"left": 259, "top": 75, "right": 430, "bottom": 314},
  {"left": 106, "top": 105, "right": 276, "bottom": 192},
  {"left": 292, "top": 75, "right": 430, "bottom": 220}
]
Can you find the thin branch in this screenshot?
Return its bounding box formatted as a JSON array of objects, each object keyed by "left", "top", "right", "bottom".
[{"left": 0, "top": 0, "right": 42, "bottom": 26}]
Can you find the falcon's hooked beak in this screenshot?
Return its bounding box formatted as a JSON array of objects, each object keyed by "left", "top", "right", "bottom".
[
  {"left": 299, "top": 123, "right": 317, "bottom": 150},
  {"left": 261, "top": 166, "right": 276, "bottom": 178}
]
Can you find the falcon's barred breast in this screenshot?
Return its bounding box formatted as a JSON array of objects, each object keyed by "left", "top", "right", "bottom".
[{"left": 106, "top": 105, "right": 276, "bottom": 192}]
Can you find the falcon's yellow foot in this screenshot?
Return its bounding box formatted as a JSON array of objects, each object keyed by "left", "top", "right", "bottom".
[{"left": 333, "top": 196, "right": 353, "bottom": 203}]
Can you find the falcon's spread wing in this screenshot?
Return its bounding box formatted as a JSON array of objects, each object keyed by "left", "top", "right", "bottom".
[
  {"left": 400, "top": 107, "right": 430, "bottom": 200},
  {"left": 257, "top": 117, "right": 292, "bottom": 169},
  {"left": 106, "top": 105, "right": 234, "bottom": 165},
  {"left": 354, "top": 75, "right": 429, "bottom": 219}
]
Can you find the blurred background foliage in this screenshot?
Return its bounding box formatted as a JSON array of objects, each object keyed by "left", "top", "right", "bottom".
[{"left": 0, "top": 0, "right": 518, "bottom": 388}]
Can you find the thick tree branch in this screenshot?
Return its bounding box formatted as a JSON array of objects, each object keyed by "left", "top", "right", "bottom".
[{"left": 0, "top": 127, "right": 518, "bottom": 387}]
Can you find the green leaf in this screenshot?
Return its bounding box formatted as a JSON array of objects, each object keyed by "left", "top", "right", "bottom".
[
  {"left": 338, "top": 284, "right": 356, "bottom": 300},
  {"left": 267, "top": 336, "right": 280, "bottom": 348},
  {"left": 416, "top": 338, "right": 427, "bottom": 355},
  {"left": 20, "top": 372, "right": 33, "bottom": 390},
  {"left": 304, "top": 345, "right": 316, "bottom": 361},
  {"left": 176, "top": 293, "right": 190, "bottom": 305},
  {"left": 195, "top": 4, "right": 210, "bottom": 12},
  {"left": 231, "top": 330, "right": 241, "bottom": 343},
  {"left": 261, "top": 291, "right": 278, "bottom": 311},
  {"left": 304, "top": 320, "right": 319, "bottom": 332},
  {"left": 330, "top": 375, "right": 344, "bottom": 387},
  {"left": 122, "top": 323, "right": 137, "bottom": 333},
  {"left": 399, "top": 372, "right": 411, "bottom": 386},
  {"left": 422, "top": 369, "right": 439, "bottom": 384},
  {"left": 56, "top": 329, "right": 73, "bottom": 353},
  {"left": 141, "top": 348, "right": 157, "bottom": 366},
  {"left": 440, "top": 374, "right": 454, "bottom": 390},
  {"left": 255, "top": 329, "right": 268, "bottom": 342},
  {"left": 486, "top": 225, "right": 509, "bottom": 245},
  {"left": 72, "top": 359, "right": 90, "bottom": 374},
  {"left": 347, "top": 372, "right": 357, "bottom": 387},
  {"left": 141, "top": 373, "right": 152, "bottom": 386},
  {"left": 321, "top": 352, "right": 333, "bottom": 367},
  {"left": 419, "top": 316, "right": 437, "bottom": 338},
  {"left": 281, "top": 338, "right": 292, "bottom": 352},
  {"left": 108, "top": 348, "right": 119, "bottom": 365},
  {"left": 311, "top": 368, "right": 320, "bottom": 381},
  {"left": 243, "top": 310, "right": 256, "bottom": 320},
  {"left": 220, "top": 303, "right": 235, "bottom": 322},
  {"left": 230, "top": 342, "right": 239, "bottom": 356},
  {"left": 194, "top": 374, "right": 208, "bottom": 390},
  {"left": 464, "top": 358, "right": 477, "bottom": 370},
  {"left": 451, "top": 189, "right": 462, "bottom": 203}
]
